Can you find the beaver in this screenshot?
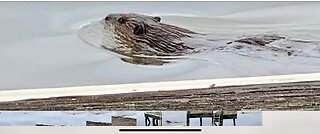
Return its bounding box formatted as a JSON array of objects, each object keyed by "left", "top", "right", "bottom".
[
  {"left": 78, "top": 13, "right": 320, "bottom": 65},
  {"left": 102, "top": 13, "right": 199, "bottom": 56}
]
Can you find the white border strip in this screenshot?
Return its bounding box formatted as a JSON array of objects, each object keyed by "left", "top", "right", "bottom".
[
  {"left": 3, "top": 0, "right": 319, "bottom": 2},
  {"left": 0, "top": 73, "right": 319, "bottom": 102}
]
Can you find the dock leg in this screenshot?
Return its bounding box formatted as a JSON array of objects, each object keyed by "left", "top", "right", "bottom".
[
  {"left": 219, "top": 111, "right": 224, "bottom": 126},
  {"left": 152, "top": 118, "right": 156, "bottom": 126},
  {"left": 187, "top": 111, "right": 190, "bottom": 126},
  {"left": 211, "top": 111, "right": 214, "bottom": 126},
  {"left": 145, "top": 116, "right": 151, "bottom": 126},
  {"left": 144, "top": 115, "right": 148, "bottom": 126}
]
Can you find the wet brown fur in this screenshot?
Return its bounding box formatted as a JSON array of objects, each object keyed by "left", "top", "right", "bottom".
[{"left": 104, "top": 13, "right": 197, "bottom": 56}]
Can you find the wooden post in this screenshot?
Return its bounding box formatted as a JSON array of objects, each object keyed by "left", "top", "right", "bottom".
[
  {"left": 144, "top": 114, "right": 148, "bottom": 126},
  {"left": 160, "top": 112, "right": 163, "bottom": 126},
  {"left": 219, "top": 111, "right": 224, "bottom": 126},
  {"left": 211, "top": 111, "right": 214, "bottom": 126},
  {"left": 187, "top": 111, "right": 190, "bottom": 126},
  {"left": 152, "top": 118, "right": 156, "bottom": 126},
  {"left": 145, "top": 116, "right": 151, "bottom": 126}
]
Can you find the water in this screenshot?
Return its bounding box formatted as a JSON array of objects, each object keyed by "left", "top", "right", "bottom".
[{"left": 0, "top": 2, "right": 319, "bottom": 90}]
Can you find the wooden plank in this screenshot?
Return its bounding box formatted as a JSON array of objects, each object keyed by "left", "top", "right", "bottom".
[
  {"left": 145, "top": 112, "right": 161, "bottom": 119},
  {"left": 188, "top": 111, "right": 237, "bottom": 119},
  {"left": 0, "top": 81, "right": 319, "bottom": 111}
]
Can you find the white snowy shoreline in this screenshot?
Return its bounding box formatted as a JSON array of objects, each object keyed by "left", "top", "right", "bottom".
[{"left": 0, "top": 72, "right": 319, "bottom": 102}]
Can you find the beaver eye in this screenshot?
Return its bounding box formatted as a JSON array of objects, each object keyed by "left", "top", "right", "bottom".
[{"left": 154, "top": 16, "right": 161, "bottom": 22}]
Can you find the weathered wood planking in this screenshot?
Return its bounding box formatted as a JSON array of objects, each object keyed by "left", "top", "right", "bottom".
[{"left": 0, "top": 81, "right": 319, "bottom": 111}]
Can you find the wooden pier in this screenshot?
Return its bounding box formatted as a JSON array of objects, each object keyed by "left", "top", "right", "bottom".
[
  {"left": 187, "top": 111, "right": 237, "bottom": 126},
  {"left": 144, "top": 112, "right": 162, "bottom": 126}
]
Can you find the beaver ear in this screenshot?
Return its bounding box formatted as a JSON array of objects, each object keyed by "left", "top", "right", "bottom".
[
  {"left": 133, "top": 24, "right": 145, "bottom": 35},
  {"left": 154, "top": 16, "right": 161, "bottom": 22}
]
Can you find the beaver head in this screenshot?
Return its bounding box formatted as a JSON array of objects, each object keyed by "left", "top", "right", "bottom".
[{"left": 102, "top": 13, "right": 197, "bottom": 56}]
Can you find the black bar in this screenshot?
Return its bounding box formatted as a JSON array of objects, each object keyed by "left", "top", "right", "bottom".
[{"left": 119, "top": 129, "right": 201, "bottom": 132}]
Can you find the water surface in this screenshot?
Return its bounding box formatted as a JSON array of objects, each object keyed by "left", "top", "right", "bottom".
[{"left": 0, "top": 2, "right": 319, "bottom": 90}]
